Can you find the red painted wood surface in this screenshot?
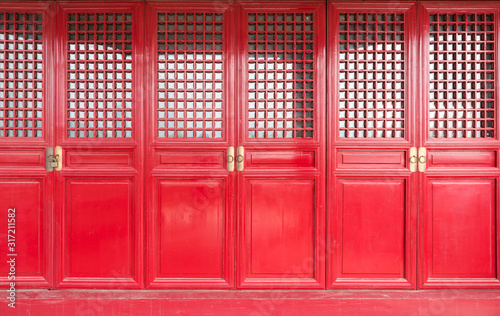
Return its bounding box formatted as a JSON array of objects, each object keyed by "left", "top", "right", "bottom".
[
  {"left": 156, "top": 179, "right": 227, "bottom": 279},
  {"left": 54, "top": 1, "right": 144, "bottom": 288},
  {"left": 338, "top": 179, "right": 406, "bottom": 275},
  {"left": 63, "top": 180, "right": 135, "bottom": 280},
  {"left": 2, "top": 290, "right": 500, "bottom": 316},
  {"left": 236, "top": 1, "right": 326, "bottom": 289},
  {"left": 327, "top": 1, "right": 417, "bottom": 289},
  {"left": 0, "top": 179, "right": 50, "bottom": 288},
  {"left": 240, "top": 178, "right": 318, "bottom": 286},
  {"left": 145, "top": 1, "right": 235, "bottom": 289},
  {"left": 418, "top": 1, "right": 500, "bottom": 289},
  {"left": 0, "top": 2, "right": 54, "bottom": 289},
  {"left": 0, "top": 0, "right": 498, "bottom": 300}
]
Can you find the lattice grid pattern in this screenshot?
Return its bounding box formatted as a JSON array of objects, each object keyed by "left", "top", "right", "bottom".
[
  {"left": 156, "top": 12, "right": 224, "bottom": 139},
  {"left": 66, "top": 12, "right": 133, "bottom": 138},
  {"left": 0, "top": 12, "right": 43, "bottom": 137},
  {"left": 338, "top": 12, "right": 406, "bottom": 139},
  {"left": 247, "top": 12, "right": 315, "bottom": 139},
  {"left": 428, "top": 13, "right": 495, "bottom": 139}
]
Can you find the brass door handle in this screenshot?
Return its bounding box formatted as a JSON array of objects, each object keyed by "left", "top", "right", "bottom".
[
  {"left": 418, "top": 147, "right": 426, "bottom": 172},
  {"left": 236, "top": 146, "right": 244, "bottom": 171},
  {"left": 227, "top": 147, "right": 235, "bottom": 172},
  {"left": 409, "top": 147, "right": 417, "bottom": 172},
  {"left": 54, "top": 146, "right": 63, "bottom": 171}
]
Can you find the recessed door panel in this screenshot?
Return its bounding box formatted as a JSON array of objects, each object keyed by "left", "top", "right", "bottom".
[
  {"left": 330, "top": 176, "right": 414, "bottom": 288},
  {"left": 64, "top": 180, "right": 134, "bottom": 278},
  {"left": 149, "top": 174, "right": 233, "bottom": 289},
  {"left": 0, "top": 178, "right": 50, "bottom": 287},
  {"left": 427, "top": 179, "right": 495, "bottom": 277},
  {"left": 339, "top": 179, "right": 405, "bottom": 276},
  {"left": 248, "top": 179, "right": 314, "bottom": 277},
  {"left": 239, "top": 177, "right": 322, "bottom": 288},
  {"left": 421, "top": 177, "right": 500, "bottom": 288},
  {"left": 157, "top": 179, "right": 225, "bottom": 278}
]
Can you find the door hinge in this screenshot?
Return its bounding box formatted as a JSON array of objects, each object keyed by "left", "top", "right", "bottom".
[
  {"left": 409, "top": 147, "right": 417, "bottom": 172},
  {"left": 227, "top": 147, "right": 235, "bottom": 172},
  {"left": 236, "top": 146, "right": 244, "bottom": 172},
  {"left": 46, "top": 146, "right": 62, "bottom": 172},
  {"left": 418, "top": 147, "right": 426, "bottom": 172}
]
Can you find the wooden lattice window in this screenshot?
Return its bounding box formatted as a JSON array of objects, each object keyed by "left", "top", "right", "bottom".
[
  {"left": 246, "top": 12, "right": 315, "bottom": 139},
  {"left": 337, "top": 12, "right": 406, "bottom": 139},
  {"left": 66, "top": 12, "right": 134, "bottom": 138},
  {"left": 0, "top": 11, "right": 44, "bottom": 137},
  {"left": 428, "top": 12, "right": 495, "bottom": 139},
  {"left": 156, "top": 12, "right": 224, "bottom": 139}
]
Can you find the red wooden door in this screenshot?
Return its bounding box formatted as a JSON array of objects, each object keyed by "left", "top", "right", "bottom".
[
  {"left": 3, "top": 0, "right": 500, "bottom": 293},
  {"left": 0, "top": 2, "right": 54, "bottom": 288},
  {"left": 236, "top": 1, "right": 326, "bottom": 289},
  {"left": 145, "top": 2, "right": 235, "bottom": 289},
  {"left": 418, "top": 2, "right": 500, "bottom": 289},
  {"left": 54, "top": 2, "right": 144, "bottom": 288},
  {"left": 327, "top": 2, "right": 417, "bottom": 289}
]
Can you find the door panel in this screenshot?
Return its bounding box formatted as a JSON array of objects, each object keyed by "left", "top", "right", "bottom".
[
  {"left": 145, "top": 2, "right": 235, "bottom": 289},
  {"left": 238, "top": 176, "right": 322, "bottom": 288},
  {"left": 426, "top": 179, "right": 495, "bottom": 277},
  {"left": 236, "top": 1, "right": 326, "bottom": 289},
  {"left": 427, "top": 150, "right": 497, "bottom": 169},
  {"left": 149, "top": 174, "right": 233, "bottom": 288},
  {"left": 337, "top": 178, "right": 406, "bottom": 276},
  {"left": 0, "top": 177, "right": 50, "bottom": 287},
  {"left": 55, "top": 2, "right": 143, "bottom": 288},
  {"left": 58, "top": 173, "right": 141, "bottom": 288},
  {"left": 156, "top": 179, "right": 226, "bottom": 279},
  {"left": 419, "top": 2, "right": 500, "bottom": 289},
  {"left": 245, "top": 179, "right": 315, "bottom": 278},
  {"left": 0, "top": 2, "right": 53, "bottom": 288},
  {"left": 421, "top": 176, "right": 500, "bottom": 287},
  {"left": 336, "top": 150, "right": 408, "bottom": 170},
  {"left": 65, "top": 179, "right": 134, "bottom": 277},
  {"left": 327, "top": 2, "right": 417, "bottom": 289},
  {"left": 331, "top": 175, "right": 414, "bottom": 288}
]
